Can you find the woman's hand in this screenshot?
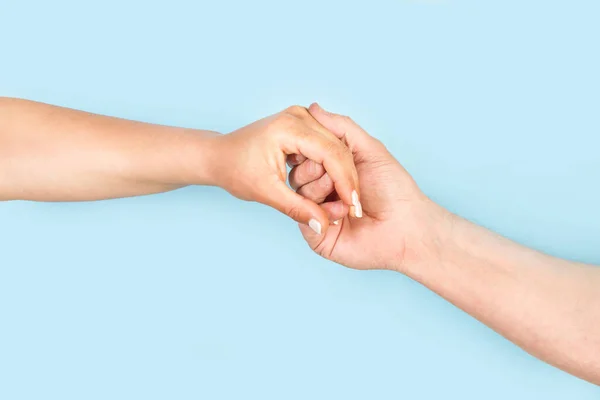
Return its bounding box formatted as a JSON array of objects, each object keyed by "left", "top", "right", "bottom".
[
  {"left": 208, "top": 105, "right": 363, "bottom": 235},
  {"left": 0, "top": 98, "right": 360, "bottom": 236}
]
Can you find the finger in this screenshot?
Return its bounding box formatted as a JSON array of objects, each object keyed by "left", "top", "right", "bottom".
[
  {"left": 262, "top": 181, "right": 330, "bottom": 236},
  {"left": 284, "top": 104, "right": 355, "bottom": 150},
  {"left": 296, "top": 172, "right": 335, "bottom": 204},
  {"left": 282, "top": 106, "right": 360, "bottom": 215},
  {"left": 288, "top": 159, "right": 325, "bottom": 190},
  {"left": 286, "top": 153, "right": 307, "bottom": 167},
  {"left": 298, "top": 200, "right": 348, "bottom": 250},
  {"left": 281, "top": 128, "right": 362, "bottom": 218},
  {"left": 321, "top": 200, "right": 348, "bottom": 223},
  {"left": 294, "top": 106, "right": 349, "bottom": 145},
  {"left": 307, "top": 103, "right": 372, "bottom": 153}
]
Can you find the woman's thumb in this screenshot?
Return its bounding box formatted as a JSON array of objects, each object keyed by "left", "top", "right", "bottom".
[{"left": 264, "top": 182, "right": 330, "bottom": 236}]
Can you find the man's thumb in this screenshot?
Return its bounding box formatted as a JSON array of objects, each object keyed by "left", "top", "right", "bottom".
[{"left": 308, "top": 103, "right": 371, "bottom": 152}]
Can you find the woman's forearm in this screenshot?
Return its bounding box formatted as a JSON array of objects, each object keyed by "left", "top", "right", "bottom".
[
  {"left": 0, "top": 97, "right": 220, "bottom": 201},
  {"left": 406, "top": 211, "right": 600, "bottom": 384},
  {"left": 0, "top": 98, "right": 361, "bottom": 233}
]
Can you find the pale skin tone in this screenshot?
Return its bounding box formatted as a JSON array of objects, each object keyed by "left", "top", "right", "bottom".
[
  {"left": 0, "top": 97, "right": 363, "bottom": 235},
  {"left": 290, "top": 103, "right": 600, "bottom": 386},
  {"left": 1, "top": 98, "right": 599, "bottom": 385}
]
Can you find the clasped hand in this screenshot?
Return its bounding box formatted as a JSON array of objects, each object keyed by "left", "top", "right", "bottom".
[{"left": 229, "top": 103, "right": 445, "bottom": 272}]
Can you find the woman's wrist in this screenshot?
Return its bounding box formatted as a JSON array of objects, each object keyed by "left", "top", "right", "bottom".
[
  {"left": 160, "top": 128, "right": 224, "bottom": 188},
  {"left": 135, "top": 126, "right": 224, "bottom": 189},
  {"left": 186, "top": 130, "right": 225, "bottom": 187}
]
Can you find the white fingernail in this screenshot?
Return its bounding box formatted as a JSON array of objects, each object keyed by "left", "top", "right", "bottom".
[
  {"left": 333, "top": 219, "right": 341, "bottom": 225},
  {"left": 309, "top": 219, "right": 322, "bottom": 235},
  {"left": 351, "top": 190, "right": 363, "bottom": 218},
  {"left": 355, "top": 203, "right": 363, "bottom": 218}
]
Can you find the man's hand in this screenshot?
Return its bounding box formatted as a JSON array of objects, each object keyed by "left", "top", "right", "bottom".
[
  {"left": 291, "top": 103, "right": 600, "bottom": 385},
  {"left": 289, "top": 103, "right": 448, "bottom": 271}
]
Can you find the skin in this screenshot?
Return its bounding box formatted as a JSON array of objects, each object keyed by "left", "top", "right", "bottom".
[
  {"left": 290, "top": 103, "right": 600, "bottom": 385},
  {"left": 0, "top": 98, "right": 362, "bottom": 234},
  {"left": 2, "top": 97, "right": 598, "bottom": 384}
]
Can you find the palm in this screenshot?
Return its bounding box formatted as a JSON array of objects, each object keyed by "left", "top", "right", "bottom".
[{"left": 310, "top": 152, "right": 422, "bottom": 270}]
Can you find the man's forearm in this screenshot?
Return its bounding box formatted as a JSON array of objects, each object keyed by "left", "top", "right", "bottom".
[
  {"left": 0, "top": 97, "right": 220, "bottom": 201},
  {"left": 404, "top": 206, "right": 600, "bottom": 384}
]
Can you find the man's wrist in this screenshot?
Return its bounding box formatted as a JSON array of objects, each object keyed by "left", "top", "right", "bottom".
[{"left": 394, "top": 198, "right": 457, "bottom": 276}]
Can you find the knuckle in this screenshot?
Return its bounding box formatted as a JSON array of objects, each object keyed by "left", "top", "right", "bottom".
[
  {"left": 305, "top": 160, "right": 316, "bottom": 175},
  {"left": 328, "top": 141, "right": 351, "bottom": 161},
  {"left": 284, "top": 105, "right": 309, "bottom": 117},
  {"left": 325, "top": 140, "right": 341, "bottom": 155},
  {"left": 338, "top": 114, "right": 353, "bottom": 123},
  {"left": 372, "top": 136, "right": 386, "bottom": 149},
  {"left": 339, "top": 114, "right": 359, "bottom": 130},
  {"left": 274, "top": 112, "right": 296, "bottom": 128},
  {"left": 285, "top": 204, "right": 303, "bottom": 221},
  {"left": 305, "top": 160, "right": 323, "bottom": 177},
  {"left": 320, "top": 174, "right": 333, "bottom": 190},
  {"left": 269, "top": 113, "right": 297, "bottom": 137}
]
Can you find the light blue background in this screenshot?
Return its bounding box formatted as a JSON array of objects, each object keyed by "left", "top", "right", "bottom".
[{"left": 1, "top": 0, "right": 599, "bottom": 398}]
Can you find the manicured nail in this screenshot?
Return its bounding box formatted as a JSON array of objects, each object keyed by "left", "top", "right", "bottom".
[
  {"left": 351, "top": 190, "right": 363, "bottom": 218},
  {"left": 309, "top": 219, "right": 322, "bottom": 235}
]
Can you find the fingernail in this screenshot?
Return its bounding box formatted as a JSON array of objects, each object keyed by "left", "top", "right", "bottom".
[
  {"left": 351, "top": 190, "right": 363, "bottom": 218},
  {"left": 333, "top": 219, "right": 341, "bottom": 225},
  {"left": 309, "top": 219, "right": 322, "bottom": 235}
]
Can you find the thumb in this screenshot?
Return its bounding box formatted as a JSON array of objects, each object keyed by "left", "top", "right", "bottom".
[
  {"left": 307, "top": 103, "right": 374, "bottom": 153},
  {"left": 263, "top": 181, "right": 330, "bottom": 236},
  {"left": 298, "top": 200, "right": 347, "bottom": 253}
]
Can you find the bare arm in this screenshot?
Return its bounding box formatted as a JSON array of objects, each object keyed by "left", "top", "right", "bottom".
[
  {"left": 296, "top": 103, "right": 600, "bottom": 385},
  {"left": 407, "top": 209, "right": 600, "bottom": 384},
  {"left": 0, "top": 97, "right": 219, "bottom": 201},
  {"left": 0, "top": 98, "right": 362, "bottom": 234}
]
